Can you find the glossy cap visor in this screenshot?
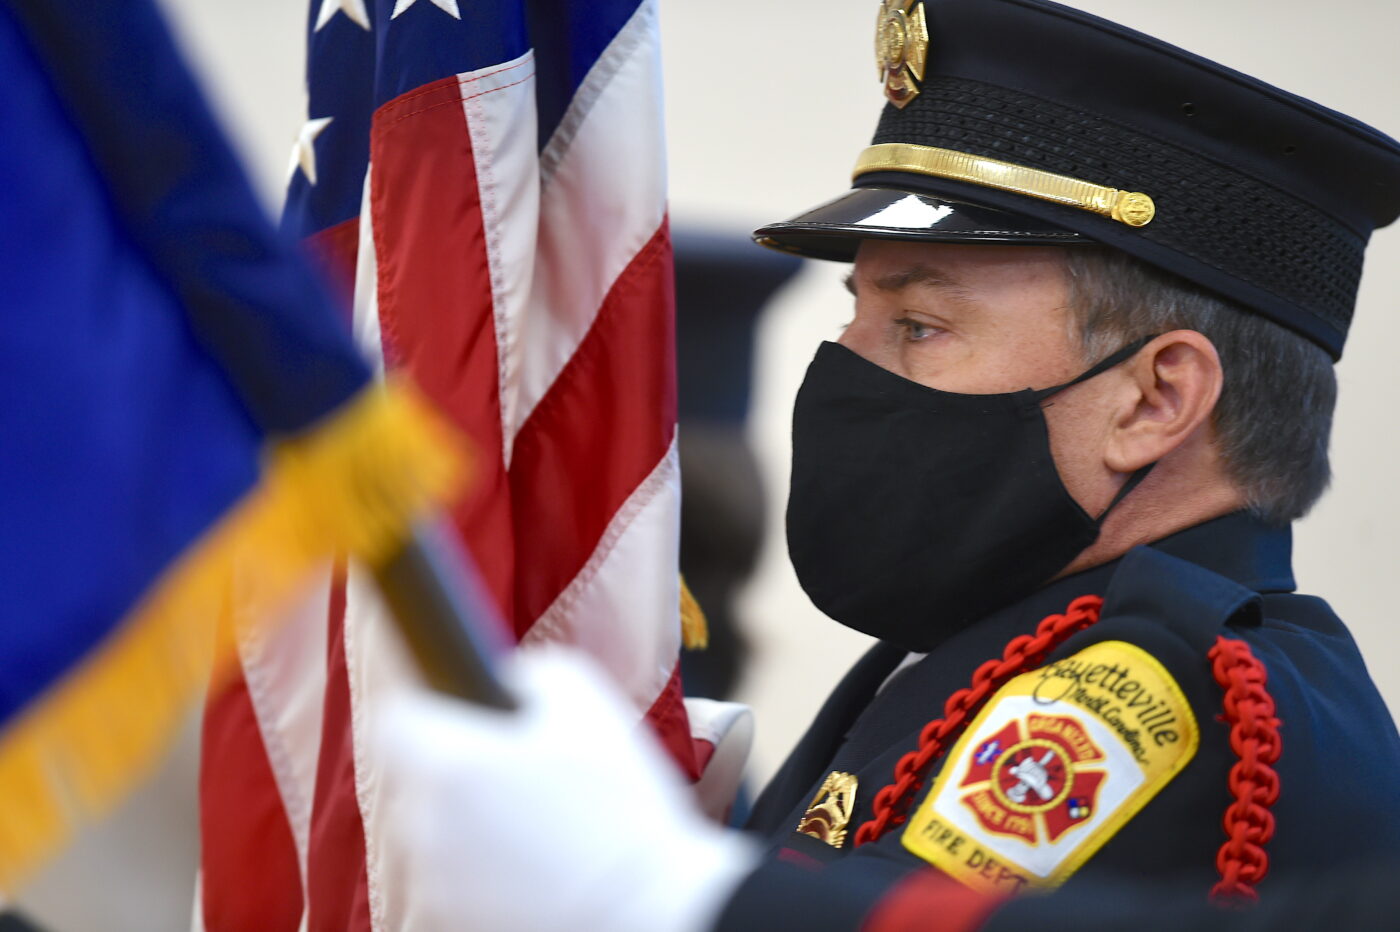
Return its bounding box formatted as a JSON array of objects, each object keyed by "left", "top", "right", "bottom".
[{"left": 753, "top": 187, "right": 1090, "bottom": 261}]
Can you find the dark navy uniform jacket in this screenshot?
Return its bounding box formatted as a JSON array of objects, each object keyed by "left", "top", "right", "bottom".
[{"left": 716, "top": 512, "right": 1400, "bottom": 930}]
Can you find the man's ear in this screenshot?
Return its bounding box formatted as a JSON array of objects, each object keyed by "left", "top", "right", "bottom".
[{"left": 1103, "top": 330, "right": 1223, "bottom": 473}]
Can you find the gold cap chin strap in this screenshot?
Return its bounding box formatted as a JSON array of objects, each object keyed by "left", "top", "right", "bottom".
[{"left": 853, "top": 142, "right": 1156, "bottom": 228}]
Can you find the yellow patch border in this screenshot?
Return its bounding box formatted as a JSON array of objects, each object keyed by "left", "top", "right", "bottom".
[{"left": 902, "top": 640, "right": 1199, "bottom": 891}]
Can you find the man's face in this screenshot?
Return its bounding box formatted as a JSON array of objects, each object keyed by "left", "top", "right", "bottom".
[
  {"left": 841, "top": 239, "right": 1081, "bottom": 391},
  {"left": 841, "top": 239, "right": 1121, "bottom": 516}
]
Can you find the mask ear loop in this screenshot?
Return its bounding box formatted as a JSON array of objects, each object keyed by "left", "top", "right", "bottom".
[
  {"left": 1096, "top": 461, "right": 1154, "bottom": 523},
  {"left": 1031, "top": 333, "right": 1160, "bottom": 402},
  {"left": 1030, "top": 333, "right": 1162, "bottom": 522}
]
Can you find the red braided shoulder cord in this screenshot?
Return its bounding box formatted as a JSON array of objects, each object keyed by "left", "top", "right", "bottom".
[
  {"left": 849, "top": 601, "right": 1282, "bottom": 907},
  {"left": 1208, "top": 636, "right": 1282, "bottom": 906},
  {"left": 852, "top": 594, "right": 1106, "bottom": 847}
]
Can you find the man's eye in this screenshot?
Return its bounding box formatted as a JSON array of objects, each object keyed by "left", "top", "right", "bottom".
[{"left": 894, "top": 316, "right": 939, "bottom": 342}]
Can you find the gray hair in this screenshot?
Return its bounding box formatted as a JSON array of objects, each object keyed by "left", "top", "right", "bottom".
[{"left": 1063, "top": 247, "right": 1336, "bottom": 526}]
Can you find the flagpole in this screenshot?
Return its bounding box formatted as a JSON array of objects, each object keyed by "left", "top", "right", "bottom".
[{"left": 374, "top": 522, "right": 516, "bottom": 710}]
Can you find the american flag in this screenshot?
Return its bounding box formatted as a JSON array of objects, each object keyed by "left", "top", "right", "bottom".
[{"left": 197, "top": 1, "right": 694, "bottom": 928}]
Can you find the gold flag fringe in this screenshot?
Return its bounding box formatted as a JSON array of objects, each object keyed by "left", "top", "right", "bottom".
[
  {"left": 0, "top": 380, "right": 468, "bottom": 892},
  {"left": 679, "top": 575, "right": 708, "bottom": 650}
]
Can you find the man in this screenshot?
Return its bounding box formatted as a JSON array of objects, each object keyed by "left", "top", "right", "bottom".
[
  {"left": 376, "top": 0, "right": 1400, "bottom": 927},
  {"left": 735, "top": 0, "right": 1400, "bottom": 910}
]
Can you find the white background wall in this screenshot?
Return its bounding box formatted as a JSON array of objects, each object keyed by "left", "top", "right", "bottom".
[{"left": 17, "top": 2, "right": 1400, "bottom": 928}]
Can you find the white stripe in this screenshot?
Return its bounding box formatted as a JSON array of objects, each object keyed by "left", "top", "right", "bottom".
[
  {"left": 190, "top": 871, "right": 204, "bottom": 932},
  {"left": 537, "top": 0, "right": 655, "bottom": 186},
  {"left": 346, "top": 145, "right": 397, "bottom": 932},
  {"left": 348, "top": 134, "right": 419, "bottom": 930},
  {"left": 458, "top": 51, "right": 540, "bottom": 465},
  {"left": 509, "top": 3, "right": 668, "bottom": 443},
  {"left": 232, "top": 572, "right": 331, "bottom": 915},
  {"left": 342, "top": 565, "right": 424, "bottom": 932},
  {"left": 522, "top": 439, "right": 682, "bottom": 712},
  {"left": 353, "top": 166, "right": 386, "bottom": 371}
]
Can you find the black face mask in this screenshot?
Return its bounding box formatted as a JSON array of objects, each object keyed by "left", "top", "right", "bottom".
[{"left": 786, "top": 337, "right": 1154, "bottom": 652}]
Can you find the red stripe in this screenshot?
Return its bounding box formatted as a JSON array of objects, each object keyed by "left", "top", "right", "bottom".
[
  {"left": 303, "top": 216, "right": 360, "bottom": 310},
  {"left": 505, "top": 219, "right": 694, "bottom": 774},
  {"left": 305, "top": 568, "right": 373, "bottom": 932},
  {"left": 775, "top": 847, "right": 825, "bottom": 871},
  {"left": 199, "top": 665, "right": 304, "bottom": 930},
  {"left": 507, "top": 219, "right": 677, "bottom": 631},
  {"left": 642, "top": 663, "right": 701, "bottom": 781},
  {"left": 860, "top": 873, "right": 1003, "bottom": 932},
  {"left": 370, "top": 76, "right": 516, "bottom": 625},
  {"left": 691, "top": 738, "right": 716, "bottom": 776}
]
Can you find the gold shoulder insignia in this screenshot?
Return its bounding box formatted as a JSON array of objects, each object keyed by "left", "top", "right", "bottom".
[
  {"left": 796, "top": 771, "right": 859, "bottom": 848},
  {"left": 902, "top": 640, "right": 1198, "bottom": 895}
]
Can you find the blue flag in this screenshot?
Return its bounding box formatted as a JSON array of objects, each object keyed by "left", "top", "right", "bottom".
[{"left": 0, "top": 0, "right": 463, "bottom": 888}]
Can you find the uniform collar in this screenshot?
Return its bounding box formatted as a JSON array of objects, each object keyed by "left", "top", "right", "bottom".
[{"left": 1144, "top": 510, "right": 1295, "bottom": 594}]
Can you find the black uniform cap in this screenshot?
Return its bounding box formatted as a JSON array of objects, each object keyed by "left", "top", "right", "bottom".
[{"left": 754, "top": 0, "right": 1400, "bottom": 358}]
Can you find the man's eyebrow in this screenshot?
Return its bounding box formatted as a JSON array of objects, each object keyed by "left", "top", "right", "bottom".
[
  {"left": 871, "top": 265, "right": 971, "bottom": 295},
  {"left": 843, "top": 265, "right": 973, "bottom": 297}
]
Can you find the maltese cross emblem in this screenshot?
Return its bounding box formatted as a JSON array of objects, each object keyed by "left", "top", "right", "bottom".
[
  {"left": 875, "top": 0, "right": 930, "bottom": 108},
  {"left": 958, "top": 714, "right": 1108, "bottom": 846}
]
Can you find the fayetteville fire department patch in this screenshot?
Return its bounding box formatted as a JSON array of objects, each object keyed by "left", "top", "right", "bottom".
[{"left": 902, "top": 640, "right": 1198, "bottom": 895}]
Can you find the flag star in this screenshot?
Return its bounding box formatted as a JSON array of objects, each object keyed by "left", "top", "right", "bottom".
[
  {"left": 314, "top": 0, "right": 370, "bottom": 31},
  {"left": 287, "top": 117, "right": 334, "bottom": 186},
  {"left": 391, "top": 0, "right": 461, "bottom": 20}
]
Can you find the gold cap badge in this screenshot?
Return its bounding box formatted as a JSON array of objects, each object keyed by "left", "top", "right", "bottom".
[
  {"left": 875, "top": 0, "right": 929, "bottom": 108},
  {"left": 795, "top": 771, "right": 859, "bottom": 848}
]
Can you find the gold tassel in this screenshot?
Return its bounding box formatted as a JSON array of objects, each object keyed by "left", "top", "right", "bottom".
[
  {"left": 679, "top": 575, "right": 709, "bottom": 650},
  {"left": 0, "top": 380, "right": 468, "bottom": 892}
]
